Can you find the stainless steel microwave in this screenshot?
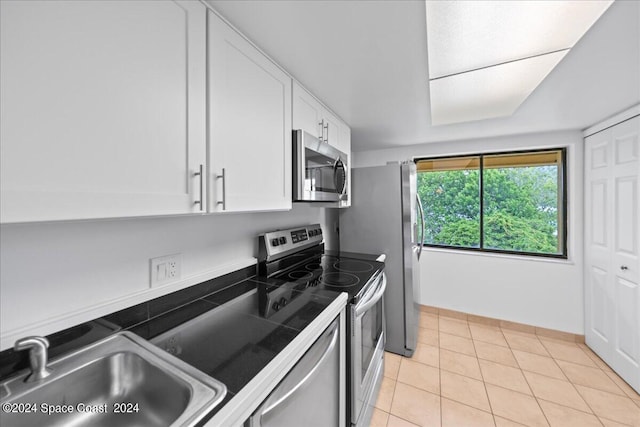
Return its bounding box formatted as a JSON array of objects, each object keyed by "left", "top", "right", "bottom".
[{"left": 293, "top": 129, "right": 348, "bottom": 202}]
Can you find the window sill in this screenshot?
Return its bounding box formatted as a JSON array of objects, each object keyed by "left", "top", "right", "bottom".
[{"left": 421, "top": 246, "right": 575, "bottom": 266}]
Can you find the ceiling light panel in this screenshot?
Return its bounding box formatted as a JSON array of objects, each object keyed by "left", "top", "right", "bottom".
[
  {"left": 426, "top": 0, "right": 613, "bottom": 79},
  {"left": 429, "top": 50, "right": 568, "bottom": 125}
]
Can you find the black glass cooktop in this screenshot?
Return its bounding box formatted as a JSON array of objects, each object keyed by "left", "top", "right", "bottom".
[
  {"left": 279, "top": 254, "right": 382, "bottom": 293},
  {"left": 256, "top": 252, "right": 384, "bottom": 318}
]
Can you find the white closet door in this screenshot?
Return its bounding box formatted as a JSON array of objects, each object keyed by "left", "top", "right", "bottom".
[
  {"left": 585, "top": 128, "right": 614, "bottom": 360},
  {"left": 585, "top": 115, "right": 640, "bottom": 393},
  {"left": 609, "top": 117, "right": 639, "bottom": 390}
]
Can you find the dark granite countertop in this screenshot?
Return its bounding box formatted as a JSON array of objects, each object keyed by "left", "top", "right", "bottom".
[{"left": 0, "top": 265, "right": 345, "bottom": 424}]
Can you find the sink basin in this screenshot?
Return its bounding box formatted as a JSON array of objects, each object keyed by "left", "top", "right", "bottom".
[{"left": 0, "top": 331, "right": 226, "bottom": 427}]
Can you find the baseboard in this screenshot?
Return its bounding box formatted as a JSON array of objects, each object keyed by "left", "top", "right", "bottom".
[{"left": 420, "top": 304, "right": 585, "bottom": 344}]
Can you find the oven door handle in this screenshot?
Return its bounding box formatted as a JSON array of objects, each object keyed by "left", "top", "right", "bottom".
[
  {"left": 258, "top": 320, "right": 339, "bottom": 420},
  {"left": 355, "top": 272, "right": 387, "bottom": 317}
]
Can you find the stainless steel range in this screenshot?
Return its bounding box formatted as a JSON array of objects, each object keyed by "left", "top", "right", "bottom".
[{"left": 258, "top": 224, "right": 386, "bottom": 427}]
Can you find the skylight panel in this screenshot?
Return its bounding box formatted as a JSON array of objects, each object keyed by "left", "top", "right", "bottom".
[{"left": 426, "top": 0, "right": 614, "bottom": 125}]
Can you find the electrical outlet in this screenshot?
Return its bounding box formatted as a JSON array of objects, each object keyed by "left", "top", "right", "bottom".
[{"left": 150, "top": 254, "right": 182, "bottom": 287}]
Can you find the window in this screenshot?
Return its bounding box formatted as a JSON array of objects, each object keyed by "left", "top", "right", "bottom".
[{"left": 416, "top": 149, "right": 567, "bottom": 258}]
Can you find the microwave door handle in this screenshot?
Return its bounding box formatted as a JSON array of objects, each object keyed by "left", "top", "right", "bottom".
[
  {"left": 255, "top": 321, "right": 339, "bottom": 423},
  {"left": 355, "top": 272, "right": 387, "bottom": 317},
  {"left": 333, "top": 158, "right": 347, "bottom": 196},
  {"left": 332, "top": 158, "right": 339, "bottom": 192},
  {"left": 340, "top": 160, "right": 348, "bottom": 196}
]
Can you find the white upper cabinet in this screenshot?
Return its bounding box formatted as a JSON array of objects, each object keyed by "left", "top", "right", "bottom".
[
  {"left": 292, "top": 82, "right": 324, "bottom": 140},
  {"left": 338, "top": 124, "right": 352, "bottom": 159},
  {"left": 292, "top": 82, "right": 350, "bottom": 151},
  {"left": 322, "top": 109, "right": 341, "bottom": 150},
  {"left": 292, "top": 81, "right": 352, "bottom": 207},
  {"left": 0, "top": 0, "right": 207, "bottom": 223},
  {"left": 208, "top": 11, "right": 292, "bottom": 213}
]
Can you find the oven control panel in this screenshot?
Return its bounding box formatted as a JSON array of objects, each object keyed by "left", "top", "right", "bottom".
[{"left": 258, "top": 224, "right": 324, "bottom": 262}]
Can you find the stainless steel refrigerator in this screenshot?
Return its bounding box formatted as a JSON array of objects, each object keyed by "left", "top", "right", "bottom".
[{"left": 339, "top": 162, "right": 424, "bottom": 357}]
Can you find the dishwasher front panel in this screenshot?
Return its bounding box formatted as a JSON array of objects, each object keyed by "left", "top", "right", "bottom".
[{"left": 248, "top": 317, "right": 341, "bottom": 427}]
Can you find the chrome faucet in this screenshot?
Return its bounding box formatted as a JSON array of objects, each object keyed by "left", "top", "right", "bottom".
[{"left": 14, "top": 336, "right": 52, "bottom": 382}]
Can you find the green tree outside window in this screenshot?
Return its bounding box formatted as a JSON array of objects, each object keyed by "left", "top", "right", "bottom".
[{"left": 417, "top": 149, "right": 566, "bottom": 257}]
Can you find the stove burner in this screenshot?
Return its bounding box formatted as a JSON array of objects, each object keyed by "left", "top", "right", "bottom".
[
  {"left": 288, "top": 271, "right": 314, "bottom": 280},
  {"left": 333, "top": 260, "right": 374, "bottom": 273},
  {"left": 320, "top": 272, "right": 360, "bottom": 287},
  {"left": 304, "top": 262, "right": 321, "bottom": 271}
]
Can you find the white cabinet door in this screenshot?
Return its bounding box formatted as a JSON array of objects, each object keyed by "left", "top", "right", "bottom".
[
  {"left": 0, "top": 0, "right": 207, "bottom": 223},
  {"left": 208, "top": 11, "right": 292, "bottom": 212},
  {"left": 292, "top": 81, "right": 340, "bottom": 148},
  {"left": 585, "top": 115, "right": 640, "bottom": 393},
  {"left": 323, "top": 109, "right": 341, "bottom": 149},
  {"left": 336, "top": 120, "right": 352, "bottom": 157},
  {"left": 292, "top": 81, "right": 323, "bottom": 139}
]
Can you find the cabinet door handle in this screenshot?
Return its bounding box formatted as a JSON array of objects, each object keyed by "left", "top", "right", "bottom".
[
  {"left": 194, "top": 164, "right": 204, "bottom": 211},
  {"left": 621, "top": 265, "right": 629, "bottom": 271},
  {"left": 216, "top": 168, "right": 226, "bottom": 210},
  {"left": 318, "top": 119, "right": 324, "bottom": 142},
  {"left": 324, "top": 122, "right": 329, "bottom": 143}
]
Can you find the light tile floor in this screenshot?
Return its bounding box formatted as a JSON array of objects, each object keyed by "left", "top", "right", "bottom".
[{"left": 370, "top": 311, "right": 640, "bottom": 427}]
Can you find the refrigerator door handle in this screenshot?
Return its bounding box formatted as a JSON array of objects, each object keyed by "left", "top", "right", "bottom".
[{"left": 416, "top": 194, "right": 425, "bottom": 260}]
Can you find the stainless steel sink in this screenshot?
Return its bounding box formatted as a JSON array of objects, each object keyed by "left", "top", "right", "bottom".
[{"left": 0, "top": 331, "right": 226, "bottom": 427}]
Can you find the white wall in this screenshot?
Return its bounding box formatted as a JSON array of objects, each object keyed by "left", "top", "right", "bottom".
[
  {"left": 0, "top": 206, "right": 336, "bottom": 350},
  {"left": 354, "top": 130, "right": 585, "bottom": 334}
]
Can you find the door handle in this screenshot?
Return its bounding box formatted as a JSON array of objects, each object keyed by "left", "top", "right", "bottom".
[
  {"left": 216, "top": 168, "right": 226, "bottom": 210},
  {"left": 257, "top": 321, "right": 339, "bottom": 422},
  {"left": 620, "top": 265, "right": 629, "bottom": 271},
  {"left": 416, "top": 194, "right": 425, "bottom": 260},
  {"left": 318, "top": 119, "right": 325, "bottom": 142},
  {"left": 333, "top": 158, "right": 347, "bottom": 196},
  {"left": 355, "top": 272, "right": 387, "bottom": 317},
  {"left": 193, "top": 164, "right": 204, "bottom": 211}
]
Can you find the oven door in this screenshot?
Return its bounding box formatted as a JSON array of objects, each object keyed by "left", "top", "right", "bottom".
[
  {"left": 293, "top": 130, "right": 348, "bottom": 202},
  {"left": 351, "top": 272, "right": 386, "bottom": 426}
]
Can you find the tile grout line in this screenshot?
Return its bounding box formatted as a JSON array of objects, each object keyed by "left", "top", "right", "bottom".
[
  {"left": 385, "top": 360, "right": 399, "bottom": 427},
  {"left": 535, "top": 396, "right": 607, "bottom": 421},
  {"left": 536, "top": 339, "right": 608, "bottom": 420},
  {"left": 605, "top": 369, "right": 640, "bottom": 400},
  {"left": 581, "top": 346, "right": 639, "bottom": 399},
  {"left": 498, "top": 324, "right": 553, "bottom": 427},
  {"left": 429, "top": 313, "right": 640, "bottom": 425},
  {"left": 492, "top": 322, "right": 529, "bottom": 426},
  {"left": 478, "top": 326, "right": 632, "bottom": 425},
  {"left": 536, "top": 338, "right": 570, "bottom": 382},
  {"left": 571, "top": 382, "right": 640, "bottom": 425},
  {"left": 415, "top": 315, "right": 637, "bottom": 427},
  {"left": 467, "top": 318, "right": 498, "bottom": 427},
  {"left": 386, "top": 371, "right": 427, "bottom": 427}
]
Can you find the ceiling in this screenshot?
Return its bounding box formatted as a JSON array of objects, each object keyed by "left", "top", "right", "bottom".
[{"left": 207, "top": 0, "right": 640, "bottom": 152}]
